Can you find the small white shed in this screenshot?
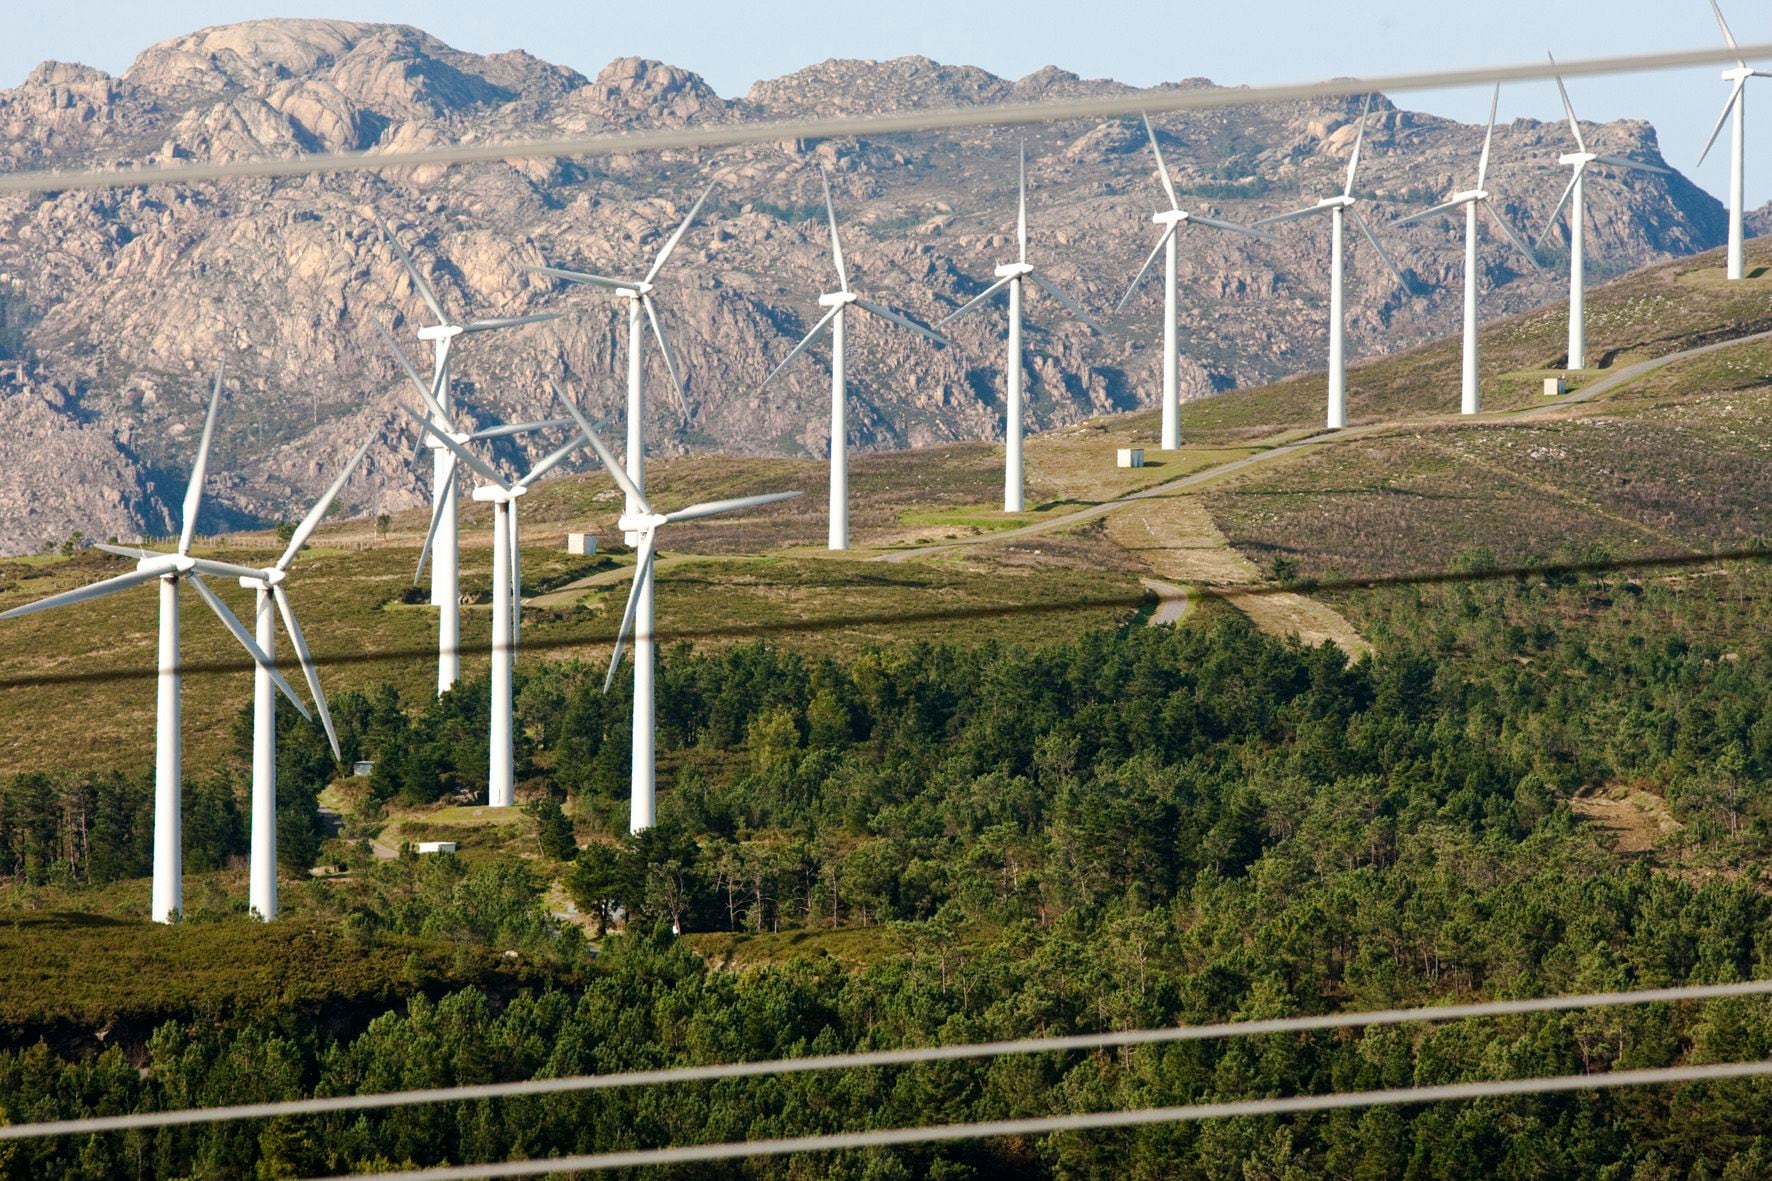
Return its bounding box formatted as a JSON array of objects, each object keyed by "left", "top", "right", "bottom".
[
  {"left": 351, "top": 760, "right": 374, "bottom": 777},
  {"left": 415, "top": 841, "right": 458, "bottom": 855},
  {"left": 1117, "top": 448, "right": 1146, "bottom": 469},
  {"left": 567, "top": 532, "right": 598, "bottom": 555},
  {"left": 1543, "top": 377, "right": 1568, "bottom": 397}
]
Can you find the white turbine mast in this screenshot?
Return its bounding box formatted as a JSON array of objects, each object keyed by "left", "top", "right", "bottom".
[
  {"left": 401, "top": 378, "right": 588, "bottom": 810},
  {"left": 1116, "top": 113, "right": 1274, "bottom": 450},
  {"left": 1254, "top": 94, "right": 1409, "bottom": 430},
  {"left": 1395, "top": 85, "right": 1542, "bottom": 414},
  {"left": 940, "top": 142, "right": 1098, "bottom": 512},
  {"left": 237, "top": 430, "right": 376, "bottom": 920},
  {"left": 0, "top": 366, "right": 309, "bottom": 924},
  {"left": 760, "top": 167, "right": 948, "bottom": 549},
  {"left": 376, "top": 214, "right": 558, "bottom": 698},
  {"left": 1541, "top": 57, "right": 1672, "bottom": 372},
  {"left": 555, "top": 388, "right": 800, "bottom": 833},
  {"left": 1696, "top": 0, "right": 1769, "bottom": 281}
]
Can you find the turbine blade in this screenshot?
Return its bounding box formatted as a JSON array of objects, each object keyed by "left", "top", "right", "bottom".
[
  {"left": 518, "top": 432, "right": 586, "bottom": 487},
  {"left": 759, "top": 304, "right": 842, "bottom": 389},
  {"left": 1549, "top": 57, "right": 1588, "bottom": 155},
  {"left": 1017, "top": 141, "right": 1029, "bottom": 265},
  {"left": 644, "top": 178, "right": 718, "bottom": 285},
  {"left": 1395, "top": 197, "right": 1469, "bottom": 226},
  {"left": 643, "top": 295, "right": 690, "bottom": 420},
  {"left": 821, "top": 167, "right": 849, "bottom": 291},
  {"left": 414, "top": 478, "right": 448, "bottom": 585},
  {"left": 188, "top": 571, "right": 309, "bottom": 721},
  {"left": 376, "top": 214, "right": 447, "bottom": 325},
  {"left": 1709, "top": 0, "right": 1742, "bottom": 54},
  {"left": 1593, "top": 153, "right": 1672, "bottom": 175},
  {"left": 93, "top": 541, "right": 157, "bottom": 560},
  {"left": 853, "top": 298, "right": 949, "bottom": 346},
  {"left": 1252, "top": 204, "right": 1329, "bottom": 228},
  {"left": 603, "top": 533, "right": 654, "bottom": 695},
  {"left": 1477, "top": 83, "right": 1500, "bottom": 190},
  {"left": 470, "top": 418, "right": 574, "bottom": 441},
  {"left": 1542, "top": 164, "right": 1586, "bottom": 239},
  {"left": 277, "top": 431, "right": 375, "bottom": 571},
  {"left": 937, "top": 274, "right": 1015, "bottom": 327},
  {"left": 1343, "top": 94, "right": 1374, "bottom": 199},
  {"left": 1352, "top": 209, "right": 1408, "bottom": 292},
  {"left": 1698, "top": 80, "right": 1746, "bottom": 167},
  {"left": 1030, "top": 272, "right": 1100, "bottom": 332},
  {"left": 551, "top": 380, "right": 650, "bottom": 514},
  {"left": 179, "top": 364, "right": 225, "bottom": 556},
  {"left": 187, "top": 556, "right": 293, "bottom": 582},
  {"left": 526, "top": 265, "right": 632, "bottom": 292},
  {"left": 1115, "top": 225, "right": 1178, "bottom": 314},
  {"left": 1481, "top": 198, "right": 1545, "bottom": 273},
  {"left": 1142, "top": 112, "right": 1181, "bottom": 211},
  {"left": 0, "top": 568, "right": 159, "bottom": 620},
  {"left": 461, "top": 312, "right": 560, "bottom": 333},
  {"left": 661, "top": 490, "right": 802, "bottom": 525},
  {"left": 1188, "top": 214, "right": 1280, "bottom": 242},
  {"left": 398, "top": 404, "right": 509, "bottom": 490},
  {"left": 272, "top": 584, "right": 338, "bottom": 760}
]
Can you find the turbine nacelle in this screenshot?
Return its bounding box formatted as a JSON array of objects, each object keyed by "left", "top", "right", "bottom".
[
  {"left": 471, "top": 484, "right": 530, "bottom": 506},
  {"left": 1317, "top": 195, "right": 1357, "bottom": 211},
  {"left": 1722, "top": 65, "right": 1757, "bottom": 83},
  {"left": 236, "top": 569, "right": 289, "bottom": 591},
  {"left": 617, "top": 512, "right": 668, "bottom": 535},
  {"left": 993, "top": 262, "right": 1035, "bottom": 280},
  {"left": 818, "top": 290, "right": 859, "bottom": 308},
  {"left": 1451, "top": 189, "right": 1489, "bottom": 205},
  {"left": 417, "top": 324, "right": 465, "bottom": 343},
  {"left": 1152, "top": 210, "right": 1192, "bottom": 227},
  {"left": 1559, "top": 152, "right": 1599, "bottom": 167}
]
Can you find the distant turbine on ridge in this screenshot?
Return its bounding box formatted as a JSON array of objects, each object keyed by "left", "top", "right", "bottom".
[
  {"left": 556, "top": 389, "right": 800, "bottom": 833},
  {"left": 1541, "top": 57, "right": 1671, "bottom": 371},
  {"left": 377, "top": 214, "right": 558, "bottom": 697},
  {"left": 940, "top": 142, "right": 1098, "bottom": 513},
  {"left": 1395, "top": 85, "right": 1542, "bottom": 415},
  {"left": 1254, "top": 94, "right": 1409, "bottom": 430},
  {"left": 1117, "top": 113, "right": 1274, "bottom": 450},
  {"left": 1695, "top": 0, "right": 1769, "bottom": 281},
  {"left": 761, "top": 167, "right": 948, "bottom": 549},
  {"left": 0, "top": 367, "right": 308, "bottom": 924},
  {"left": 236, "top": 431, "right": 376, "bottom": 920}
]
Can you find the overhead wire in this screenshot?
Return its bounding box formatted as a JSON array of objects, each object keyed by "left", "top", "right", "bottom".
[
  {"left": 0, "top": 42, "right": 1766, "bottom": 196},
  {"left": 3, "top": 977, "right": 1770, "bottom": 1142}
]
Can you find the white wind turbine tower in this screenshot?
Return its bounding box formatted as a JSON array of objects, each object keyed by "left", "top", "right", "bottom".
[
  {"left": 1542, "top": 57, "right": 1672, "bottom": 372},
  {"left": 939, "top": 143, "right": 1098, "bottom": 512},
  {"left": 1116, "top": 113, "right": 1275, "bottom": 450},
  {"left": 761, "top": 167, "right": 948, "bottom": 548},
  {"left": 1254, "top": 94, "right": 1409, "bottom": 430},
  {"left": 401, "top": 384, "right": 588, "bottom": 810},
  {"left": 377, "top": 214, "right": 558, "bottom": 697},
  {"left": 376, "top": 322, "right": 573, "bottom": 663},
  {"left": 555, "top": 388, "right": 799, "bottom": 833},
  {"left": 240, "top": 431, "right": 375, "bottom": 920},
  {"left": 1696, "top": 0, "right": 1768, "bottom": 281},
  {"left": 1395, "top": 85, "right": 1543, "bottom": 415},
  {"left": 0, "top": 367, "right": 311, "bottom": 924}
]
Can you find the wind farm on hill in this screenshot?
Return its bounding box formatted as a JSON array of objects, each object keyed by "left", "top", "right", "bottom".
[{"left": 3, "top": 7, "right": 1772, "bottom": 1179}]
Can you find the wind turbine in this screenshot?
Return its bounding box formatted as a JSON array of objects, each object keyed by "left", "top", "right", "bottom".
[
  {"left": 760, "top": 167, "right": 948, "bottom": 549},
  {"left": 376, "top": 214, "right": 558, "bottom": 697},
  {"left": 239, "top": 431, "right": 376, "bottom": 920},
  {"left": 402, "top": 386, "right": 588, "bottom": 810},
  {"left": 1254, "top": 94, "right": 1409, "bottom": 430},
  {"left": 1697, "top": 0, "right": 1769, "bottom": 281},
  {"left": 1116, "top": 113, "right": 1275, "bottom": 450},
  {"left": 375, "top": 322, "right": 572, "bottom": 662},
  {"left": 554, "top": 388, "right": 800, "bottom": 833},
  {"left": 940, "top": 143, "right": 1098, "bottom": 512},
  {"left": 527, "top": 178, "right": 715, "bottom": 545},
  {"left": 1541, "top": 58, "right": 1672, "bottom": 372},
  {"left": 0, "top": 367, "right": 309, "bottom": 924},
  {"left": 1395, "top": 85, "right": 1542, "bottom": 415}
]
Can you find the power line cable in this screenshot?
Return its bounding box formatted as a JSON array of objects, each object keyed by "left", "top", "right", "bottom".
[
  {"left": 5, "top": 977, "right": 1769, "bottom": 1142},
  {"left": 0, "top": 42, "right": 1766, "bottom": 195},
  {"left": 307, "top": 1056, "right": 1772, "bottom": 1180},
  {"left": 0, "top": 543, "right": 1762, "bottom": 690}
]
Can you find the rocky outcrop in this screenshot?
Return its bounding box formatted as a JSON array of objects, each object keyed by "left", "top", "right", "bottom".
[{"left": 0, "top": 19, "right": 1731, "bottom": 552}]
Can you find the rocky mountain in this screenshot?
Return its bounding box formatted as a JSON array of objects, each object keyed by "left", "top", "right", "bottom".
[{"left": 0, "top": 19, "right": 1731, "bottom": 554}]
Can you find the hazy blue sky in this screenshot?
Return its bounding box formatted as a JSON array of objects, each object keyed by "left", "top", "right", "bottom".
[{"left": 4, "top": 0, "right": 1767, "bottom": 206}]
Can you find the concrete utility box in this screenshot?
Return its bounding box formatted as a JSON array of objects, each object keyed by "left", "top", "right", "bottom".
[
  {"left": 1117, "top": 448, "right": 1146, "bottom": 469},
  {"left": 351, "top": 760, "right": 374, "bottom": 777},
  {"left": 1544, "top": 377, "right": 1568, "bottom": 397},
  {"left": 567, "top": 531, "right": 598, "bottom": 555},
  {"left": 416, "top": 841, "right": 458, "bottom": 855}
]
